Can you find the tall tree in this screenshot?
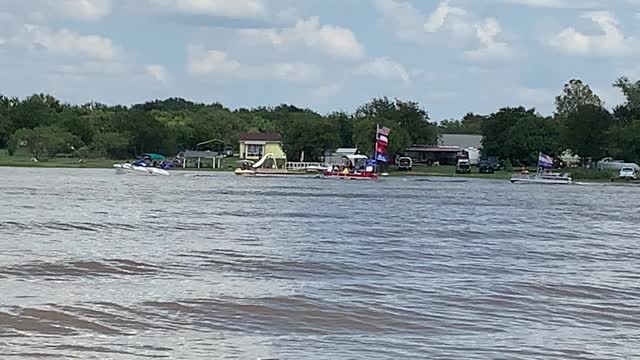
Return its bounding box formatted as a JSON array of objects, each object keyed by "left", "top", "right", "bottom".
[
  {"left": 439, "top": 113, "right": 486, "bottom": 134},
  {"left": 352, "top": 97, "right": 436, "bottom": 157},
  {"left": 482, "top": 107, "right": 560, "bottom": 165},
  {"left": 555, "top": 79, "right": 603, "bottom": 116},
  {"left": 614, "top": 77, "right": 640, "bottom": 110},
  {"left": 608, "top": 120, "right": 640, "bottom": 162},
  {"left": 326, "top": 112, "right": 353, "bottom": 147},
  {"left": 564, "top": 104, "right": 613, "bottom": 161}
]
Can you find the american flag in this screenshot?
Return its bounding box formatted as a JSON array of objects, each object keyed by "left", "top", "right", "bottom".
[{"left": 377, "top": 125, "right": 390, "bottom": 137}]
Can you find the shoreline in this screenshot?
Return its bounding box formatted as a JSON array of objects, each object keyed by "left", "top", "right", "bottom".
[{"left": 0, "top": 161, "right": 617, "bottom": 182}]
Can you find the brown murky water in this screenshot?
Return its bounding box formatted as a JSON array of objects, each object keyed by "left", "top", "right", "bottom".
[{"left": 1, "top": 168, "right": 639, "bottom": 359}]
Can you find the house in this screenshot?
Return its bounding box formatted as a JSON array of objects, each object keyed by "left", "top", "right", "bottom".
[
  {"left": 439, "top": 134, "right": 483, "bottom": 165},
  {"left": 402, "top": 145, "right": 466, "bottom": 165},
  {"left": 323, "top": 147, "right": 358, "bottom": 165},
  {"left": 239, "top": 132, "right": 286, "bottom": 162}
]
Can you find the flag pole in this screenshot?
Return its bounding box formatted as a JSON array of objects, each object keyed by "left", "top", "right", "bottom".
[{"left": 374, "top": 124, "right": 379, "bottom": 173}]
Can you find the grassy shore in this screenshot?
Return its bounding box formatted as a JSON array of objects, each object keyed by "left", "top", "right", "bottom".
[
  {"left": 0, "top": 149, "right": 241, "bottom": 171},
  {"left": 0, "top": 149, "right": 124, "bottom": 168},
  {"left": 0, "top": 149, "right": 619, "bottom": 180}
]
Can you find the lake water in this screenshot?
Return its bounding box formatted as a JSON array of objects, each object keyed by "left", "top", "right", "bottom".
[{"left": 1, "top": 167, "right": 639, "bottom": 359}]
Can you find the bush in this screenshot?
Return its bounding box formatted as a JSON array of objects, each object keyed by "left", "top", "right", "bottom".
[{"left": 566, "top": 167, "right": 615, "bottom": 180}]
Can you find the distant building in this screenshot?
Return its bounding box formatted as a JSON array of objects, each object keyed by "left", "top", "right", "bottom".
[
  {"left": 182, "top": 150, "right": 222, "bottom": 169},
  {"left": 439, "top": 134, "right": 483, "bottom": 165},
  {"left": 403, "top": 145, "right": 466, "bottom": 165},
  {"left": 323, "top": 147, "right": 358, "bottom": 165},
  {"left": 239, "top": 132, "right": 286, "bottom": 163}
]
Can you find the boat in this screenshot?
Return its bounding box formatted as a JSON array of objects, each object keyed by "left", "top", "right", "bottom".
[
  {"left": 322, "top": 124, "right": 391, "bottom": 181},
  {"left": 113, "top": 163, "right": 170, "bottom": 176},
  {"left": 321, "top": 154, "right": 379, "bottom": 180},
  {"left": 234, "top": 153, "right": 309, "bottom": 177},
  {"left": 510, "top": 152, "right": 572, "bottom": 185}
]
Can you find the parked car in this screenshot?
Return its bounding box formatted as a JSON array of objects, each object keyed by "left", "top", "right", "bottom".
[
  {"left": 478, "top": 156, "right": 498, "bottom": 173},
  {"left": 397, "top": 157, "right": 413, "bottom": 171},
  {"left": 619, "top": 167, "right": 637, "bottom": 180}
]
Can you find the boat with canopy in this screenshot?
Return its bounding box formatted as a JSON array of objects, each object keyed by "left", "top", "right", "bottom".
[
  {"left": 510, "top": 152, "right": 572, "bottom": 184},
  {"left": 321, "top": 124, "right": 390, "bottom": 180}
]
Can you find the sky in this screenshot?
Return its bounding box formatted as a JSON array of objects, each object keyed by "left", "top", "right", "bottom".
[{"left": 1, "top": 0, "right": 640, "bottom": 121}]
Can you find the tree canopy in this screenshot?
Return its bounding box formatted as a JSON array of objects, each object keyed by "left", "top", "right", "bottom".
[
  {"left": 4, "top": 75, "right": 640, "bottom": 166},
  {"left": 555, "top": 79, "right": 602, "bottom": 116}
]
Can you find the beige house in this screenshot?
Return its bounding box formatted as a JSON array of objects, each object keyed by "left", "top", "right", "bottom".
[{"left": 239, "top": 132, "right": 286, "bottom": 163}]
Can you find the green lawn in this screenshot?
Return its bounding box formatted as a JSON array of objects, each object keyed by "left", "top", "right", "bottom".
[
  {"left": 0, "top": 149, "right": 123, "bottom": 168},
  {"left": 0, "top": 149, "right": 242, "bottom": 171},
  {"left": 386, "top": 164, "right": 511, "bottom": 179}
]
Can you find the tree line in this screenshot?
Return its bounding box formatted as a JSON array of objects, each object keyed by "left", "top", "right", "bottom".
[
  {"left": 2, "top": 76, "right": 640, "bottom": 165},
  {"left": 439, "top": 77, "right": 640, "bottom": 166},
  {"left": 0, "top": 95, "right": 438, "bottom": 162}
]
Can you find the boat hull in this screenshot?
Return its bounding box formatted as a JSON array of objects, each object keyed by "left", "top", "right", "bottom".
[
  {"left": 234, "top": 168, "right": 309, "bottom": 177},
  {"left": 114, "top": 164, "right": 170, "bottom": 176},
  {"left": 510, "top": 174, "right": 572, "bottom": 185},
  {"left": 321, "top": 172, "right": 379, "bottom": 180}
]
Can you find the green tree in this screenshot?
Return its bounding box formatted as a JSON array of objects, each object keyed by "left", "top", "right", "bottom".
[
  {"left": 56, "top": 109, "right": 96, "bottom": 145},
  {"left": 439, "top": 113, "right": 486, "bottom": 134},
  {"left": 614, "top": 77, "right": 640, "bottom": 110},
  {"left": 91, "top": 132, "right": 131, "bottom": 158},
  {"left": 555, "top": 79, "right": 602, "bottom": 116},
  {"left": 352, "top": 97, "right": 436, "bottom": 157},
  {"left": 482, "top": 107, "right": 561, "bottom": 165},
  {"left": 327, "top": 111, "right": 353, "bottom": 147},
  {"left": 8, "top": 126, "right": 79, "bottom": 159},
  {"left": 564, "top": 104, "right": 613, "bottom": 161},
  {"left": 281, "top": 114, "right": 340, "bottom": 161},
  {"left": 0, "top": 113, "right": 11, "bottom": 148},
  {"left": 10, "top": 94, "right": 60, "bottom": 129}
]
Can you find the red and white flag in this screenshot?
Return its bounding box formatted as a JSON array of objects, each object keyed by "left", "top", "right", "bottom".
[{"left": 377, "top": 125, "right": 390, "bottom": 137}]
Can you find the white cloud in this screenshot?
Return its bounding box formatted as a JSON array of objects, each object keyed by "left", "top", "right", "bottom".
[
  {"left": 13, "top": 25, "right": 122, "bottom": 60},
  {"left": 424, "top": 0, "right": 467, "bottom": 33},
  {"left": 145, "top": 64, "right": 169, "bottom": 83},
  {"left": 465, "top": 18, "right": 513, "bottom": 62},
  {"left": 372, "top": 0, "right": 427, "bottom": 42},
  {"left": 373, "top": 0, "right": 510, "bottom": 63},
  {"left": 149, "top": 0, "right": 267, "bottom": 19},
  {"left": 48, "top": 0, "right": 112, "bottom": 21},
  {"left": 272, "top": 63, "right": 319, "bottom": 82},
  {"left": 187, "top": 45, "right": 240, "bottom": 76},
  {"left": 373, "top": 0, "right": 475, "bottom": 43},
  {"left": 501, "top": 0, "right": 601, "bottom": 8},
  {"left": 356, "top": 57, "right": 410, "bottom": 83},
  {"left": 548, "top": 11, "right": 634, "bottom": 56},
  {"left": 239, "top": 17, "right": 365, "bottom": 60}
]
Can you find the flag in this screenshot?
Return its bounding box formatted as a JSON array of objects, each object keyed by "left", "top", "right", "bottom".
[
  {"left": 375, "top": 141, "right": 388, "bottom": 154},
  {"left": 377, "top": 125, "right": 390, "bottom": 137},
  {"left": 376, "top": 153, "right": 389, "bottom": 162},
  {"left": 538, "top": 152, "right": 553, "bottom": 169},
  {"left": 375, "top": 124, "right": 391, "bottom": 163}
]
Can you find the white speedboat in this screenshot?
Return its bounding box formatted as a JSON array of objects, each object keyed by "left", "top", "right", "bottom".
[
  {"left": 510, "top": 172, "right": 572, "bottom": 185},
  {"left": 510, "top": 152, "right": 572, "bottom": 185},
  {"left": 113, "top": 163, "right": 170, "bottom": 176}
]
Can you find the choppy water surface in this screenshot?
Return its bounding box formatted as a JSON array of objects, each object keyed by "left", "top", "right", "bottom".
[{"left": 1, "top": 168, "right": 640, "bottom": 359}]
